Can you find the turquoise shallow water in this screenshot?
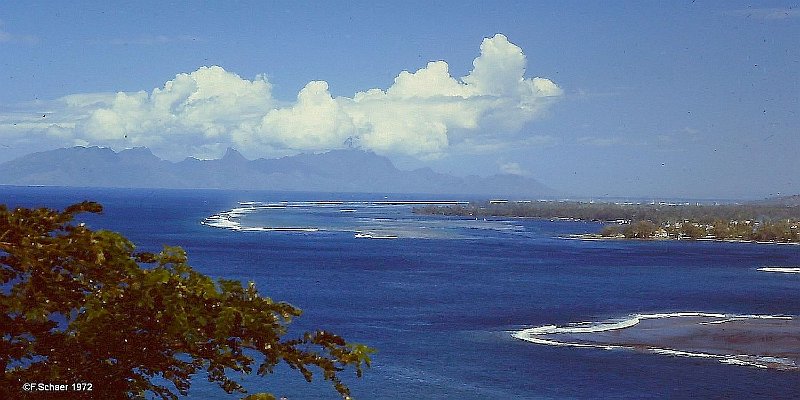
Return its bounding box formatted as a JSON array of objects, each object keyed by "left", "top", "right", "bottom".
[{"left": 5, "top": 186, "right": 800, "bottom": 399}]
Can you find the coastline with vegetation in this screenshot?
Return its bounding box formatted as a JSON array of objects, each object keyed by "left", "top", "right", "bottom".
[{"left": 414, "top": 198, "right": 800, "bottom": 244}]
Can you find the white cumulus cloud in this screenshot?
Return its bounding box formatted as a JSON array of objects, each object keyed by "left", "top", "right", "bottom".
[
  {"left": 254, "top": 81, "right": 354, "bottom": 151},
  {"left": 0, "top": 34, "right": 562, "bottom": 161},
  {"left": 81, "top": 66, "right": 273, "bottom": 147}
]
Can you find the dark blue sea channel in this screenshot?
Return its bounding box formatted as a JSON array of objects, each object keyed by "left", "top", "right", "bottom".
[{"left": 4, "top": 186, "right": 800, "bottom": 399}]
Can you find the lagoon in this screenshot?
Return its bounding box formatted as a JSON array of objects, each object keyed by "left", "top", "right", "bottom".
[{"left": 5, "top": 186, "right": 800, "bottom": 399}]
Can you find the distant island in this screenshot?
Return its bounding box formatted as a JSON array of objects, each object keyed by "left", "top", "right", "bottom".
[
  {"left": 415, "top": 199, "right": 800, "bottom": 244},
  {"left": 0, "top": 146, "right": 553, "bottom": 197}
]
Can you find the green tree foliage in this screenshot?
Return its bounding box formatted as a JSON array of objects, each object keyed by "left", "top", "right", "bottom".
[
  {"left": 710, "top": 219, "right": 732, "bottom": 239},
  {"left": 416, "top": 201, "right": 800, "bottom": 227},
  {"left": 679, "top": 222, "right": 707, "bottom": 240},
  {"left": 0, "top": 202, "right": 372, "bottom": 399},
  {"left": 751, "top": 220, "right": 799, "bottom": 242},
  {"left": 417, "top": 201, "right": 800, "bottom": 243},
  {"left": 621, "top": 220, "right": 658, "bottom": 239},
  {"left": 599, "top": 225, "right": 621, "bottom": 237}
]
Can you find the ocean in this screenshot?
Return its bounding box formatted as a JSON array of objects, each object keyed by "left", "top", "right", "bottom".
[{"left": 4, "top": 186, "right": 800, "bottom": 399}]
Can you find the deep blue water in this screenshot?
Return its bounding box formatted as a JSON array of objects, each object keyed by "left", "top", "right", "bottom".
[{"left": 3, "top": 186, "right": 800, "bottom": 399}]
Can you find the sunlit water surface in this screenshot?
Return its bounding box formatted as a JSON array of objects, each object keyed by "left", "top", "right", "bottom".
[{"left": 6, "top": 187, "right": 800, "bottom": 399}]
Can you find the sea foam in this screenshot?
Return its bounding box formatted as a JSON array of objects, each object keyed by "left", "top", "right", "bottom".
[
  {"left": 758, "top": 267, "right": 800, "bottom": 274},
  {"left": 201, "top": 202, "right": 320, "bottom": 232},
  {"left": 513, "top": 312, "right": 799, "bottom": 371},
  {"left": 201, "top": 200, "right": 519, "bottom": 239}
]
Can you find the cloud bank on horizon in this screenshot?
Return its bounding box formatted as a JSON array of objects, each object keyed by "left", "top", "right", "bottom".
[{"left": 2, "top": 34, "right": 562, "bottom": 161}]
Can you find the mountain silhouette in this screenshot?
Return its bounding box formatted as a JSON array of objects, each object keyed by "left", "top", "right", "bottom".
[{"left": 0, "top": 146, "right": 555, "bottom": 197}]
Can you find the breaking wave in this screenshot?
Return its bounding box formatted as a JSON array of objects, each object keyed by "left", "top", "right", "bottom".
[
  {"left": 758, "top": 267, "right": 800, "bottom": 274},
  {"left": 201, "top": 200, "right": 523, "bottom": 239},
  {"left": 513, "top": 312, "right": 800, "bottom": 370}
]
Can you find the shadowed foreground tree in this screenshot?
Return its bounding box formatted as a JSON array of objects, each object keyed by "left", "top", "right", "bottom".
[{"left": 0, "top": 202, "right": 372, "bottom": 399}]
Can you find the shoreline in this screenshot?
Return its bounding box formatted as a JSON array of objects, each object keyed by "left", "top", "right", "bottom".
[{"left": 563, "top": 233, "right": 800, "bottom": 246}]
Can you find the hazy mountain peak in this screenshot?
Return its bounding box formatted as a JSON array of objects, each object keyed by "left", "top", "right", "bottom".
[
  {"left": 222, "top": 147, "right": 248, "bottom": 162},
  {"left": 118, "top": 147, "right": 159, "bottom": 162},
  {"left": 120, "top": 146, "right": 154, "bottom": 155},
  {"left": 0, "top": 146, "right": 555, "bottom": 197}
]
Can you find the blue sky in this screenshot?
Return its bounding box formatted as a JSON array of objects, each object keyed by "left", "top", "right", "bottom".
[{"left": 1, "top": 1, "right": 798, "bottom": 199}]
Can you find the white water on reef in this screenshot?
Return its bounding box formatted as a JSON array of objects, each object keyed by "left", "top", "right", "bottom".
[
  {"left": 513, "top": 313, "right": 799, "bottom": 370},
  {"left": 201, "top": 200, "right": 523, "bottom": 239}
]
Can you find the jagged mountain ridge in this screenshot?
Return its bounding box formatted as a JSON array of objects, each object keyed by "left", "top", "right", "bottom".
[{"left": 0, "top": 146, "right": 555, "bottom": 197}]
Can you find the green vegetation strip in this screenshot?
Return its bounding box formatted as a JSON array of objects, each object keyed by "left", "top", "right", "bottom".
[{"left": 415, "top": 201, "right": 800, "bottom": 243}]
